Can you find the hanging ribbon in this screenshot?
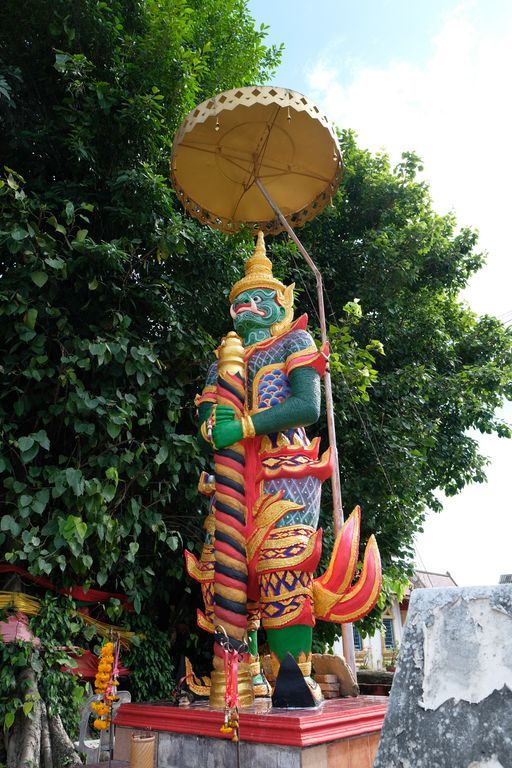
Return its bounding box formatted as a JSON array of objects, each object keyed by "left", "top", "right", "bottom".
[{"left": 217, "top": 626, "right": 247, "bottom": 743}]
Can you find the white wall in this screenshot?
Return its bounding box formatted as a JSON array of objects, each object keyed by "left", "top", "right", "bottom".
[{"left": 332, "top": 597, "right": 404, "bottom": 670}]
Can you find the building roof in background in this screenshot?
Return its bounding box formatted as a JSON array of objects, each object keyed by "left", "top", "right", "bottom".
[
  {"left": 400, "top": 570, "right": 458, "bottom": 608},
  {"left": 412, "top": 570, "right": 458, "bottom": 589}
]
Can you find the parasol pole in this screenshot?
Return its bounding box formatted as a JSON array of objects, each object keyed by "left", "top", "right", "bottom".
[{"left": 255, "top": 177, "right": 356, "bottom": 677}]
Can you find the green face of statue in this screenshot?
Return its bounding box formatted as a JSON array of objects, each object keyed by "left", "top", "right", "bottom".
[{"left": 231, "top": 288, "right": 285, "bottom": 346}]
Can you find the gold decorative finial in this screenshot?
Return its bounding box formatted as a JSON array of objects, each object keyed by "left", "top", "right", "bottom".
[
  {"left": 229, "top": 231, "right": 295, "bottom": 337},
  {"left": 242, "top": 230, "right": 273, "bottom": 282},
  {"left": 230, "top": 231, "right": 285, "bottom": 302}
]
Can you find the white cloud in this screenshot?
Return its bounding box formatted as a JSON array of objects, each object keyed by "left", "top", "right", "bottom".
[
  {"left": 306, "top": 4, "right": 512, "bottom": 583},
  {"left": 306, "top": 3, "right": 512, "bottom": 317},
  {"left": 415, "top": 404, "right": 512, "bottom": 586}
]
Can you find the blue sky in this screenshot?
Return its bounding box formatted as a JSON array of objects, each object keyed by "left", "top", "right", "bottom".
[
  {"left": 251, "top": 0, "right": 457, "bottom": 84},
  {"left": 250, "top": 1, "right": 512, "bottom": 96},
  {"left": 249, "top": 0, "right": 512, "bottom": 585}
]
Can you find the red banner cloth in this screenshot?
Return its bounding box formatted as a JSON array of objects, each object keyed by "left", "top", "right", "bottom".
[
  {"left": 0, "top": 565, "right": 133, "bottom": 610},
  {"left": 64, "top": 649, "right": 131, "bottom": 679}
]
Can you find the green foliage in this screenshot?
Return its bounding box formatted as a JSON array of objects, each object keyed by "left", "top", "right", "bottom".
[
  {"left": 328, "top": 299, "right": 384, "bottom": 402},
  {"left": 0, "top": 0, "right": 281, "bottom": 622},
  {"left": 375, "top": 568, "right": 410, "bottom": 614},
  {"left": 0, "top": 595, "right": 96, "bottom": 740},
  {"left": 124, "top": 616, "right": 175, "bottom": 702},
  {"left": 0, "top": 635, "right": 32, "bottom": 732},
  {"left": 29, "top": 595, "right": 93, "bottom": 735},
  {"left": 0, "top": 169, "right": 198, "bottom": 605}
]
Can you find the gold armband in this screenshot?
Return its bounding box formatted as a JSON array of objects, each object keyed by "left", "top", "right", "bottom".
[{"left": 240, "top": 414, "right": 256, "bottom": 438}]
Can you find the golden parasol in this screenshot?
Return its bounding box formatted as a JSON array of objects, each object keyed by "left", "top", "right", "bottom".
[
  {"left": 171, "top": 86, "right": 342, "bottom": 234},
  {"left": 171, "top": 85, "right": 355, "bottom": 673}
]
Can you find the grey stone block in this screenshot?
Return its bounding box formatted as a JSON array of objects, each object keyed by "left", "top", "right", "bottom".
[
  {"left": 158, "top": 732, "right": 301, "bottom": 768},
  {"left": 374, "top": 585, "right": 512, "bottom": 768}
]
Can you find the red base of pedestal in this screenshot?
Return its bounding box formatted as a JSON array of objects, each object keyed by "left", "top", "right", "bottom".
[{"left": 115, "top": 696, "right": 387, "bottom": 748}]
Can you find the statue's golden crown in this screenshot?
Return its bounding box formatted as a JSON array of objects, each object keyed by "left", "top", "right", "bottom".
[{"left": 229, "top": 231, "right": 291, "bottom": 303}]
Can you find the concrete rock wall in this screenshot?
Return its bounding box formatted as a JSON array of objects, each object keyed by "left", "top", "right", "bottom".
[{"left": 374, "top": 585, "right": 512, "bottom": 768}]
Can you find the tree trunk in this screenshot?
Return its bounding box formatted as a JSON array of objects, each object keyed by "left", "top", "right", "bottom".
[
  {"left": 40, "top": 702, "right": 53, "bottom": 768},
  {"left": 17, "top": 698, "right": 41, "bottom": 768},
  {"left": 3, "top": 668, "right": 84, "bottom": 768},
  {"left": 5, "top": 703, "right": 23, "bottom": 768},
  {"left": 49, "top": 711, "right": 83, "bottom": 768}
]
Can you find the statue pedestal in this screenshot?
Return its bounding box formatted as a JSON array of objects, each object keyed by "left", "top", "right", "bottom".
[{"left": 113, "top": 696, "right": 387, "bottom": 768}]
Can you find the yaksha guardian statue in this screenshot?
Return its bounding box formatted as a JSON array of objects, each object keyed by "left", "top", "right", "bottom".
[{"left": 186, "top": 232, "right": 381, "bottom": 708}]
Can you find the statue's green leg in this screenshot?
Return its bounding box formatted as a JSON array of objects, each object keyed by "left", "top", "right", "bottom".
[
  {"left": 248, "top": 628, "right": 258, "bottom": 656},
  {"left": 266, "top": 625, "right": 312, "bottom": 662},
  {"left": 248, "top": 628, "right": 271, "bottom": 697},
  {"left": 266, "top": 624, "right": 322, "bottom": 706},
  {"left": 267, "top": 625, "right": 315, "bottom": 685}
]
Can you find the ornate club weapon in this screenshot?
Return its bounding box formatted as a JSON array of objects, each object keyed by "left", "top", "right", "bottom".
[{"left": 209, "top": 332, "right": 254, "bottom": 708}]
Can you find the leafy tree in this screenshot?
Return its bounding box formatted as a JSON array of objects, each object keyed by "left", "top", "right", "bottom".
[
  {"left": 292, "top": 133, "right": 512, "bottom": 634},
  {"left": 123, "top": 615, "right": 176, "bottom": 702},
  {"left": 0, "top": 0, "right": 281, "bottom": 762},
  {"left": 0, "top": 0, "right": 280, "bottom": 600},
  {"left": 0, "top": 594, "right": 97, "bottom": 767}
]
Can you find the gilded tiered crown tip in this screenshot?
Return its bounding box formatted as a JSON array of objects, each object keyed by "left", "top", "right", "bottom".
[{"left": 229, "top": 231, "right": 286, "bottom": 302}]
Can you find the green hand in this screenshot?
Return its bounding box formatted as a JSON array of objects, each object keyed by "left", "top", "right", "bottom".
[
  {"left": 214, "top": 405, "right": 236, "bottom": 422},
  {"left": 212, "top": 419, "right": 243, "bottom": 449},
  {"left": 197, "top": 404, "right": 238, "bottom": 452}
]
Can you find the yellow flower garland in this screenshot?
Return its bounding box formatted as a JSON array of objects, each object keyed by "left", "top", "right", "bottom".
[{"left": 91, "top": 641, "right": 120, "bottom": 730}]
